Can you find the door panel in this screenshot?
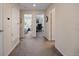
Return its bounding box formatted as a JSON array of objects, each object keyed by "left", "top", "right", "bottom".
[
  {"left": 52, "top": 8, "right": 55, "bottom": 40},
  {"left": 49, "top": 11, "right": 52, "bottom": 40}
]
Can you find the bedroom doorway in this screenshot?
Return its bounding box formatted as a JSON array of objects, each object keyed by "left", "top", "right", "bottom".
[{"left": 24, "top": 14, "right": 32, "bottom": 35}]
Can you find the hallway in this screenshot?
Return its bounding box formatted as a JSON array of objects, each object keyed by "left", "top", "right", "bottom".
[
  {"left": 10, "top": 32, "right": 61, "bottom": 56},
  {"left": 1, "top": 3, "right": 79, "bottom": 56}
]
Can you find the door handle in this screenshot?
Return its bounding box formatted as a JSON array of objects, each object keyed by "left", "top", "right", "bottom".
[{"left": 0, "top": 30, "right": 3, "bottom": 32}]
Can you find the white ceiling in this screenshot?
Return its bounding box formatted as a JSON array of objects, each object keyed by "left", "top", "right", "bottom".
[{"left": 19, "top": 3, "right": 51, "bottom": 11}]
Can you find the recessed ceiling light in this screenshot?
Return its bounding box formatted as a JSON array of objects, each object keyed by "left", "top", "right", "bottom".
[{"left": 33, "top": 4, "right": 36, "bottom": 7}]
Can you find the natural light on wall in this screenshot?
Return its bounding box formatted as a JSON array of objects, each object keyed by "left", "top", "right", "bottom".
[{"left": 24, "top": 14, "right": 32, "bottom": 32}]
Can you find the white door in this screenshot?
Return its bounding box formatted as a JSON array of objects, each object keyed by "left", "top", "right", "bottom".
[
  {"left": 0, "top": 4, "right": 3, "bottom": 55},
  {"left": 52, "top": 8, "right": 55, "bottom": 40},
  {"left": 49, "top": 10, "right": 52, "bottom": 40}
]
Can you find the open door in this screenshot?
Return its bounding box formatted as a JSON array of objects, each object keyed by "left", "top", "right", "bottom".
[
  {"left": 52, "top": 8, "right": 55, "bottom": 40},
  {"left": 24, "top": 14, "right": 32, "bottom": 34},
  {"left": 49, "top": 8, "right": 55, "bottom": 40}
]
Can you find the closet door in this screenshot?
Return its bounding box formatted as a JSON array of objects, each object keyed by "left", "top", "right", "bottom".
[{"left": 52, "top": 8, "right": 55, "bottom": 40}]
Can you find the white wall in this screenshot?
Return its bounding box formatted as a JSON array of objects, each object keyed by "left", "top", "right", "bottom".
[
  {"left": 44, "top": 4, "right": 55, "bottom": 40},
  {"left": 53, "top": 4, "right": 79, "bottom": 56},
  {"left": 3, "top": 4, "right": 20, "bottom": 56},
  {"left": 31, "top": 11, "right": 36, "bottom": 37},
  {"left": 44, "top": 7, "right": 50, "bottom": 40},
  {"left": 11, "top": 4, "right": 20, "bottom": 55},
  {"left": 45, "top": 4, "right": 79, "bottom": 56}
]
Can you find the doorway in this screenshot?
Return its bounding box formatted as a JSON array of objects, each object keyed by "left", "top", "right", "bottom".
[
  {"left": 36, "top": 14, "right": 44, "bottom": 37},
  {"left": 24, "top": 14, "right": 32, "bottom": 35}
]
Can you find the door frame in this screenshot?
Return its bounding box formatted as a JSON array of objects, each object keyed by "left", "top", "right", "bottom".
[{"left": 52, "top": 8, "right": 55, "bottom": 40}]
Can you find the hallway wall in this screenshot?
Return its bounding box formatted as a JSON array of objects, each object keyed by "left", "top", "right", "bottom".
[
  {"left": 53, "top": 4, "right": 79, "bottom": 56},
  {"left": 44, "top": 4, "right": 55, "bottom": 40},
  {"left": 45, "top": 3, "right": 79, "bottom": 56}
]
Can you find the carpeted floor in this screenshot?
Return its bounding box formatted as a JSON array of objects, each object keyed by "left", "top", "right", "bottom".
[{"left": 10, "top": 32, "right": 62, "bottom": 56}]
